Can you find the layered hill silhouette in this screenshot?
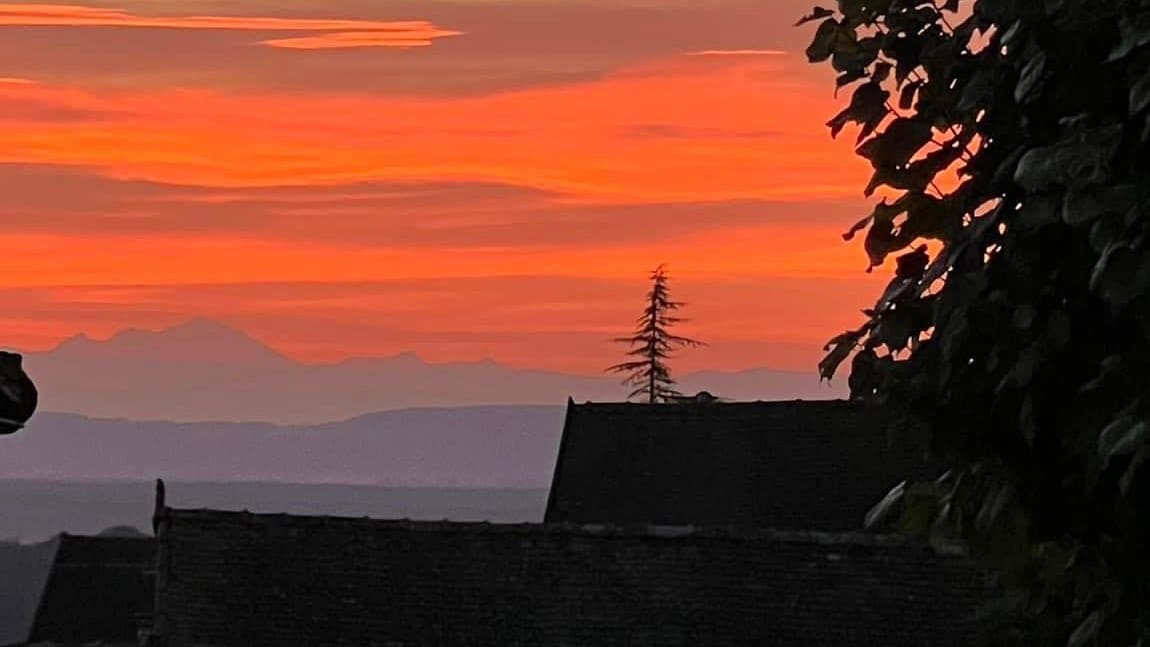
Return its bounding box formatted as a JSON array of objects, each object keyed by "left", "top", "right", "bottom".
[
  {"left": 20, "top": 319, "right": 844, "bottom": 424},
  {"left": 4, "top": 407, "right": 567, "bottom": 488}
]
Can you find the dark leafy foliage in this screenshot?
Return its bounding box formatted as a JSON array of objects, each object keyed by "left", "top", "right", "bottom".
[
  {"left": 607, "top": 265, "right": 703, "bottom": 403},
  {"left": 805, "top": 0, "right": 1150, "bottom": 644},
  {"left": 0, "top": 352, "right": 36, "bottom": 435}
]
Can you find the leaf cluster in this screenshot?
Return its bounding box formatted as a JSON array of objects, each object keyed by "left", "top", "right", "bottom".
[{"left": 804, "top": 0, "right": 1150, "bottom": 643}]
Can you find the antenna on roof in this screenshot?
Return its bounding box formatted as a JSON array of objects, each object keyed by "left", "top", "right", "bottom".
[{"left": 152, "top": 479, "right": 166, "bottom": 533}]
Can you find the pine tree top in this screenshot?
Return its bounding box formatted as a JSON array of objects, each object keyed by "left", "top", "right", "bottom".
[{"left": 607, "top": 265, "right": 704, "bottom": 403}]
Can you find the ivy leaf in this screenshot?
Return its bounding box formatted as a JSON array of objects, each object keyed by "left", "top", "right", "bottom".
[
  {"left": 905, "top": 193, "right": 960, "bottom": 241},
  {"left": 1012, "top": 304, "right": 1037, "bottom": 330},
  {"left": 1129, "top": 52, "right": 1150, "bottom": 116},
  {"left": 1090, "top": 242, "right": 1150, "bottom": 308},
  {"left": 1062, "top": 184, "right": 1137, "bottom": 227},
  {"left": 1016, "top": 195, "right": 1060, "bottom": 231},
  {"left": 1014, "top": 125, "right": 1124, "bottom": 192},
  {"left": 975, "top": 481, "right": 1012, "bottom": 532},
  {"left": 831, "top": 37, "right": 876, "bottom": 77},
  {"left": 837, "top": 0, "right": 879, "bottom": 26},
  {"left": 997, "top": 343, "right": 1044, "bottom": 392},
  {"left": 882, "top": 29, "right": 925, "bottom": 85},
  {"left": 864, "top": 481, "right": 907, "bottom": 530},
  {"left": 1015, "top": 50, "right": 1047, "bottom": 104},
  {"left": 857, "top": 117, "right": 935, "bottom": 169},
  {"left": 1120, "top": 447, "right": 1148, "bottom": 495},
  {"left": 1108, "top": 13, "right": 1150, "bottom": 62},
  {"left": 1067, "top": 611, "right": 1102, "bottom": 647},
  {"left": 872, "top": 61, "right": 893, "bottom": 84},
  {"left": 849, "top": 347, "right": 895, "bottom": 398},
  {"left": 835, "top": 68, "right": 869, "bottom": 93},
  {"left": 957, "top": 66, "right": 994, "bottom": 113},
  {"left": 864, "top": 216, "right": 901, "bottom": 268},
  {"left": 1000, "top": 20, "right": 1024, "bottom": 48},
  {"left": 795, "top": 6, "right": 835, "bottom": 27},
  {"left": 864, "top": 160, "right": 933, "bottom": 197},
  {"left": 872, "top": 308, "right": 918, "bottom": 351},
  {"left": 1098, "top": 416, "right": 1148, "bottom": 463},
  {"left": 827, "top": 81, "right": 889, "bottom": 139},
  {"left": 806, "top": 18, "right": 841, "bottom": 63},
  {"left": 873, "top": 275, "right": 916, "bottom": 314},
  {"left": 1089, "top": 214, "right": 1124, "bottom": 254},
  {"left": 899, "top": 80, "right": 923, "bottom": 110},
  {"left": 819, "top": 326, "right": 868, "bottom": 381},
  {"left": 895, "top": 244, "right": 930, "bottom": 281},
  {"left": 993, "top": 145, "right": 1029, "bottom": 186},
  {"left": 842, "top": 213, "right": 873, "bottom": 241}
]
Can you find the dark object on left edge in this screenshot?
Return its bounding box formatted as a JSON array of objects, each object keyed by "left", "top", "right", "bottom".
[{"left": 0, "top": 351, "right": 37, "bottom": 434}]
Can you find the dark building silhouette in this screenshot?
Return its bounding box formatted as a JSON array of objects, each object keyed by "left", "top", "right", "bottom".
[
  {"left": 545, "top": 399, "right": 936, "bottom": 529},
  {"left": 0, "top": 538, "right": 56, "bottom": 647},
  {"left": 20, "top": 534, "right": 154, "bottom": 647},
  {"left": 20, "top": 399, "right": 997, "bottom": 645},
  {"left": 152, "top": 506, "right": 997, "bottom": 647}
]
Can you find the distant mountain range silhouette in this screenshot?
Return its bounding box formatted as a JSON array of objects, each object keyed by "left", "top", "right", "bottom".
[
  {"left": 2, "top": 407, "right": 567, "bottom": 488},
  {"left": 20, "top": 319, "right": 844, "bottom": 424}
]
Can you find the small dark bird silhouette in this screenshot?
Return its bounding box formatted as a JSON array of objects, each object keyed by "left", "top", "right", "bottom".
[{"left": 0, "top": 352, "right": 37, "bottom": 434}]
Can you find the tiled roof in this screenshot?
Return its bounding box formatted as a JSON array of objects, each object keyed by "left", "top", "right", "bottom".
[
  {"left": 26, "top": 534, "right": 154, "bottom": 645},
  {"left": 154, "top": 507, "right": 998, "bottom": 647},
  {"left": 545, "top": 399, "right": 936, "bottom": 530}
]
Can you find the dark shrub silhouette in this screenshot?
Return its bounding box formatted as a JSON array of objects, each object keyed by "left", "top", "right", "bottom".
[
  {"left": 802, "top": 0, "right": 1150, "bottom": 642},
  {"left": 0, "top": 352, "right": 37, "bottom": 434}
]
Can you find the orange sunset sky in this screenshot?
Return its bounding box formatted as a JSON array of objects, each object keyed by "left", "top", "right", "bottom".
[{"left": 0, "top": 0, "right": 890, "bottom": 374}]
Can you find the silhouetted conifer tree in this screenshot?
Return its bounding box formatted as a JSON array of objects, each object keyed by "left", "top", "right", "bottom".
[{"left": 608, "top": 265, "right": 703, "bottom": 403}]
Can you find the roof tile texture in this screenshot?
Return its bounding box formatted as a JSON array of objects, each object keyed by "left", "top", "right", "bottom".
[
  {"left": 545, "top": 400, "right": 936, "bottom": 530},
  {"left": 156, "top": 509, "right": 995, "bottom": 647}
]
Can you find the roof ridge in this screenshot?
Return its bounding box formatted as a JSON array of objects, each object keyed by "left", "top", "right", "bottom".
[
  {"left": 568, "top": 398, "right": 856, "bottom": 407},
  {"left": 160, "top": 506, "right": 964, "bottom": 553}
]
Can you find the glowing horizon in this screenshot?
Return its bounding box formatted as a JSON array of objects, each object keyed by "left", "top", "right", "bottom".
[{"left": 0, "top": 0, "right": 886, "bottom": 376}]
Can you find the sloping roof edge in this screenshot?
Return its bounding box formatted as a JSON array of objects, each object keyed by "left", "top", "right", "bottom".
[
  {"left": 542, "top": 396, "right": 576, "bottom": 521},
  {"left": 564, "top": 398, "right": 861, "bottom": 410},
  {"left": 8, "top": 535, "right": 61, "bottom": 646}
]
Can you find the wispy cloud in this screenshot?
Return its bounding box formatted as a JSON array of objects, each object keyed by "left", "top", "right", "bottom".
[
  {"left": 259, "top": 29, "right": 461, "bottom": 50},
  {"left": 0, "top": 1, "right": 814, "bottom": 95},
  {"left": 0, "top": 4, "right": 462, "bottom": 49},
  {"left": 0, "top": 55, "right": 862, "bottom": 202},
  {"left": 688, "top": 49, "right": 788, "bottom": 56},
  {"left": 0, "top": 0, "right": 882, "bottom": 373}
]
